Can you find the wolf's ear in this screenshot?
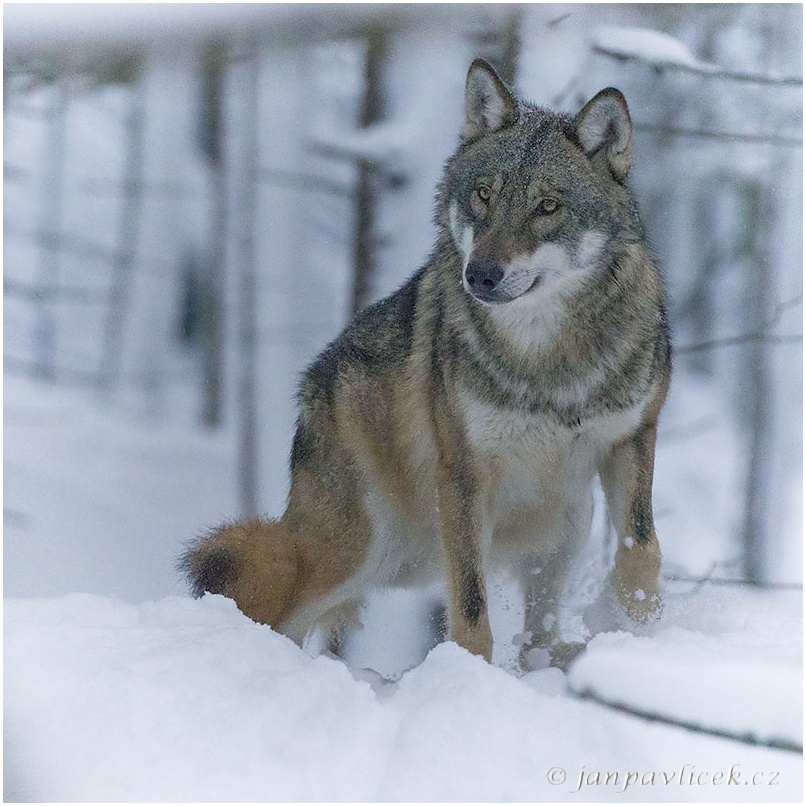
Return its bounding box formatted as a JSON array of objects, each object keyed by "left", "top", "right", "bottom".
[
  {"left": 464, "top": 59, "right": 517, "bottom": 141},
  {"left": 576, "top": 88, "right": 632, "bottom": 180}
]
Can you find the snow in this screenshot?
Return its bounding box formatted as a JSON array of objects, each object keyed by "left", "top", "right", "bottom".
[
  {"left": 6, "top": 589, "right": 802, "bottom": 802},
  {"left": 4, "top": 377, "right": 237, "bottom": 602},
  {"left": 569, "top": 594, "right": 802, "bottom": 749},
  {"left": 6, "top": 367, "right": 802, "bottom": 801},
  {"left": 592, "top": 25, "right": 716, "bottom": 73}
]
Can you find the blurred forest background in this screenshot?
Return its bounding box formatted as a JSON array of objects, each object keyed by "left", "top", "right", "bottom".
[{"left": 3, "top": 4, "right": 802, "bottom": 609}]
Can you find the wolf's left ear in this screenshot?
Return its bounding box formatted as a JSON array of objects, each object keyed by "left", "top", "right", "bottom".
[
  {"left": 464, "top": 59, "right": 517, "bottom": 141},
  {"left": 576, "top": 88, "right": 632, "bottom": 181}
]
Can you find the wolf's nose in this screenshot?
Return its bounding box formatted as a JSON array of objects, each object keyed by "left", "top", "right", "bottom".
[{"left": 465, "top": 260, "right": 503, "bottom": 292}]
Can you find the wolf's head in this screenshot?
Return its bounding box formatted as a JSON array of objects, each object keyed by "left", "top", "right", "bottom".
[{"left": 439, "top": 59, "right": 642, "bottom": 309}]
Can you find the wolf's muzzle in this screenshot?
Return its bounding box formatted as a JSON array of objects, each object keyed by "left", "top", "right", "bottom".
[{"left": 464, "top": 259, "right": 505, "bottom": 303}]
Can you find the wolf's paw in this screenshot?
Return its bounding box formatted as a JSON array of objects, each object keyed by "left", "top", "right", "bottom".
[
  {"left": 518, "top": 639, "right": 586, "bottom": 673},
  {"left": 612, "top": 575, "right": 663, "bottom": 631},
  {"left": 548, "top": 641, "right": 586, "bottom": 671}
]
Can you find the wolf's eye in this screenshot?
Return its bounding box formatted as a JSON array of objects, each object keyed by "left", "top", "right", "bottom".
[
  {"left": 476, "top": 184, "right": 492, "bottom": 202},
  {"left": 535, "top": 198, "right": 560, "bottom": 216}
]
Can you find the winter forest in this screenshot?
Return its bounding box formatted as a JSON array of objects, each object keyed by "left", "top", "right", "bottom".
[{"left": 4, "top": 4, "right": 803, "bottom": 802}]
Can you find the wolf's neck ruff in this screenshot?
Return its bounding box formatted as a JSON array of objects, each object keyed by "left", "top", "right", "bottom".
[{"left": 437, "top": 239, "right": 658, "bottom": 430}]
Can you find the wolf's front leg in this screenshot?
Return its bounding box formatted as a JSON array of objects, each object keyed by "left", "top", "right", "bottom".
[
  {"left": 519, "top": 539, "right": 587, "bottom": 670},
  {"left": 435, "top": 461, "right": 494, "bottom": 661},
  {"left": 599, "top": 422, "right": 663, "bottom": 624}
]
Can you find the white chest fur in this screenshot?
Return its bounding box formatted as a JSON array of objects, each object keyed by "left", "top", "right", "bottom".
[{"left": 458, "top": 388, "right": 647, "bottom": 534}]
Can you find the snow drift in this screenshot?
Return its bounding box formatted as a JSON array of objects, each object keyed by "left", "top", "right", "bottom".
[{"left": 5, "top": 586, "right": 801, "bottom": 802}]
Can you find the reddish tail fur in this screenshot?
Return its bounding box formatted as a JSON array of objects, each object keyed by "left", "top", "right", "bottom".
[{"left": 180, "top": 519, "right": 301, "bottom": 628}]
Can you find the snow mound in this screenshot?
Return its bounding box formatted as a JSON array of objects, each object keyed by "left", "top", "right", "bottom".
[
  {"left": 5, "top": 590, "right": 802, "bottom": 802},
  {"left": 568, "top": 627, "right": 802, "bottom": 750}
]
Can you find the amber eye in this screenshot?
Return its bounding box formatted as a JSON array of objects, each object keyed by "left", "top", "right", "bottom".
[
  {"left": 536, "top": 198, "right": 560, "bottom": 215},
  {"left": 476, "top": 184, "right": 492, "bottom": 202}
]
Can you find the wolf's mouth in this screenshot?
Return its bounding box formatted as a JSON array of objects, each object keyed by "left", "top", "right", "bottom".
[
  {"left": 468, "top": 272, "right": 543, "bottom": 305},
  {"left": 470, "top": 280, "right": 538, "bottom": 305},
  {"left": 525, "top": 274, "right": 543, "bottom": 295}
]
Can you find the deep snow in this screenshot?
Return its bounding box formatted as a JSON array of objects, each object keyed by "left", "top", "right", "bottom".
[{"left": 5, "top": 587, "right": 802, "bottom": 803}]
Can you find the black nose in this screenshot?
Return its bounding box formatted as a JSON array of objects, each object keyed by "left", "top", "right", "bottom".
[{"left": 465, "top": 260, "right": 503, "bottom": 292}]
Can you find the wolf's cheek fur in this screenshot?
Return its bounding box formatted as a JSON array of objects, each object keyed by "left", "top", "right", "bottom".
[{"left": 448, "top": 200, "right": 474, "bottom": 268}]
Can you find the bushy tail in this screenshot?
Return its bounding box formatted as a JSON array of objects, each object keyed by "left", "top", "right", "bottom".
[{"left": 179, "top": 518, "right": 300, "bottom": 628}]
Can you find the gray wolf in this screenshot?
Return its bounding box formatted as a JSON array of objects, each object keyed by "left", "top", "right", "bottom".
[{"left": 181, "top": 59, "right": 671, "bottom": 668}]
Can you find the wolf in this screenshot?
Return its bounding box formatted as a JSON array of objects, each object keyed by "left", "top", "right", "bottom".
[{"left": 181, "top": 59, "right": 671, "bottom": 668}]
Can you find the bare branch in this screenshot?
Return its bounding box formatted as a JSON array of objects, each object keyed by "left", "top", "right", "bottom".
[
  {"left": 5, "top": 354, "right": 99, "bottom": 386},
  {"left": 676, "top": 333, "right": 801, "bottom": 355},
  {"left": 4, "top": 354, "right": 196, "bottom": 389},
  {"left": 572, "top": 689, "right": 802, "bottom": 754},
  {"left": 665, "top": 572, "right": 802, "bottom": 592},
  {"left": 258, "top": 167, "right": 353, "bottom": 198},
  {"left": 770, "top": 292, "right": 803, "bottom": 322},
  {"left": 80, "top": 178, "right": 191, "bottom": 197},
  {"left": 633, "top": 122, "right": 801, "bottom": 148},
  {"left": 4, "top": 222, "right": 174, "bottom": 277},
  {"left": 661, "top": 555, "right": 801, "bottom": 594},
  {"left": 5, "top": 222, "right": 120, "bottom": 265},
  {"left": 4, "top": 277, "right": 108, "bottom": 304},
  {"left": 678, "top": 293, "right": 802, "bottom": 355}
]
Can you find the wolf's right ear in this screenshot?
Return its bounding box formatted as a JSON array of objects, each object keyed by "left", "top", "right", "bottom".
[
  {"left": 463, "top": 59, "right": 517, "bottom": 142},
  {"left": 576, "top": 88, "right": 632, "bottom": 181}
]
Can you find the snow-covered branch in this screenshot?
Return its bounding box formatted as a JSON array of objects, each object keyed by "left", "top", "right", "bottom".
[{"left": 592, "top": 25, "right": 802, "bottom": 86}]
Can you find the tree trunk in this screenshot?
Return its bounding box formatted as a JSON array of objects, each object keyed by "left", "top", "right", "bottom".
[
  {"left": 99, "top": 71, "right": 144, "bottom": 397},
  {"left": 34, "top": 80, "right": 67, "bottom": 381},
  {"left": 471, "top": 8, "right": 522, "bottom": 86},
  {"left": 198, "top": 41, "right": 227, "bottom": 428},
  {"left": 232, "top": 41, "right": 261, "bottom": 517},
  {"left": 739, "top": 181, "right": 773, "bottom": 584},
  {"left": 349, "top": 24, "right": 386, "bottom": 315}
]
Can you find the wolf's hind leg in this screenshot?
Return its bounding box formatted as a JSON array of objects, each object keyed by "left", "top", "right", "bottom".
[{"left": 323, "top": 600, "right": 362, "bottom": 657}]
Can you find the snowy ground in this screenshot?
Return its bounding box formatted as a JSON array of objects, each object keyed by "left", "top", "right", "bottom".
[
  {"left": 5, "top": 586, "right": 802, "bottom": 803},
  {"left": 4, "top": 377, "right": 803, "bottom": 802}
]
